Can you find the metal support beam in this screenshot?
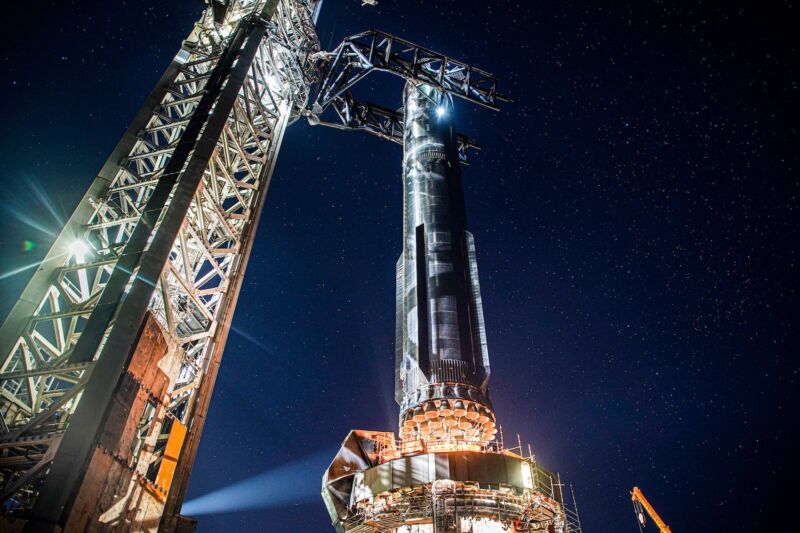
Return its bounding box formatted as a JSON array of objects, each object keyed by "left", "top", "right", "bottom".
[
  {"left": 311, "top": 29, "right": 508, "bottom": 112},
  {"left": 314, "top": 92, "right": 480, "bottom": 163},
  {"left": 307, "top": 29, "right": 504, "bottom": 163}
]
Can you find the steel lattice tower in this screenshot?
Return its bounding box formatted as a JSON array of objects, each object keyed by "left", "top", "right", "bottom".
[{"left": 0, "top": 1, "right": 321, "bottom": 530}]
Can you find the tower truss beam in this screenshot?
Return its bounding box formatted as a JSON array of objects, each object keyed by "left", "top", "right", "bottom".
[
  {"left": 314, "top": 92, "right": 480, "bottom": 163},
  {"left": 311, "top": 29, "right": 509, "bottom": 113}
]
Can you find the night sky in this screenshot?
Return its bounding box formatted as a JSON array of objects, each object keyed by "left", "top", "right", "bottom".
[{"left": 1, "top": 1, "right": 798, "bottom": 531}]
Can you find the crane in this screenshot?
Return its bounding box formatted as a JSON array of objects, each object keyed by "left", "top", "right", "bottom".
[{"left": 631, "top": 486, "right": 672, "bottom": 533}]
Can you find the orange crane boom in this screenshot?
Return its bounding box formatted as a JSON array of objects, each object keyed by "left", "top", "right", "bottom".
[{"left": 631, "top": 486, "right": 672, "bottom": 533}]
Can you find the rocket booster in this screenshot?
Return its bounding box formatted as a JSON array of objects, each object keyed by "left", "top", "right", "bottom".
[{"left": 395, "top": 83, "right": 495, "bottom": 444}]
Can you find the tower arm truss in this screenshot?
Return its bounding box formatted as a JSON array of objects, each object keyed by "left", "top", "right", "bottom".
[
  {"left": 311, "top": 29, "right": 508, "bottom": 113},
  {"left": 315, "top": 91, "right": 480, "bottom": 163}
]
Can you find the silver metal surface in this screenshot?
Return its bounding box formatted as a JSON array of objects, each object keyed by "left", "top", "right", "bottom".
[
  {"left": 395, "top": 83, "right": 490, "bottom": 415},
  {"left": 305, "top": 29, "right": 505, "bottom": 432},
  {"left": 312, "top": 94, "right": 481, "bottom": 164}
]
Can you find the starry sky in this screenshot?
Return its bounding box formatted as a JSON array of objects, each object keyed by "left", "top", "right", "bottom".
[{"left": 1, "top": 0, "right": 798, "bottom": 531}]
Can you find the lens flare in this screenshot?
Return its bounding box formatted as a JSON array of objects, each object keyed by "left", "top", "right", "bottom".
[
  {"left": 230, "top": 324, "right": 271, "bottom": 353},
  {"left": 68, "top": 240, "right": 89, "bottom": 259},
  {"left": 30, "top": 178, "right": 65, "bottom": 227},
  {"left": 3, "top": 206, "right": 57, "bottom": 237},
  {"left": 0, "top": 259, "right": 48, "bottom": 281}
]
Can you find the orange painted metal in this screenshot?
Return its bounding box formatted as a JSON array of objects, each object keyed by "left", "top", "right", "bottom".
[
  {"left": 631, "top": 486, "right": 672, "bottom": 533},
  {"left": 155, "top": 421, "right": 187, "bottom": 494}
]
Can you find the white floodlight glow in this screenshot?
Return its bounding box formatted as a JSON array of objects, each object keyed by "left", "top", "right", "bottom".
[
  {"left": 68, "top": 240, "right": 89, "bottom": 260},
  {"left": 435, "top": 106, "right": 447, "bottom": 118},
  {"left": 458, "top": 518, "right": 507, "bottom": 532},
  {"left": 521, "top": 462, "right": 534, "bottom": 489},
  {"left": 181, "top": 449, "right": 334, "bottom": 516}
]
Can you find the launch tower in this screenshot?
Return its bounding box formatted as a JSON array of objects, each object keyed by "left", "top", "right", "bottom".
[
  {"left": 0, "top": 1, "right": 582, "bottom": 531},
  {"left": 0, "top": 1, "right": 321, "bottom": 531}
]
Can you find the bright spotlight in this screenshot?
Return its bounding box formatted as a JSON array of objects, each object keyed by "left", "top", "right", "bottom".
[
  {"left": 435, "top": 106, "right": 447, "bottom": 118},
  {"left": 68, "top": 240, "right": 89, "bottom": 259}
]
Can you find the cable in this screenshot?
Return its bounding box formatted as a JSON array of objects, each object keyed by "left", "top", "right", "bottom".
[{"left": 632, "top": 499, "right": 645, "bottom": 533}]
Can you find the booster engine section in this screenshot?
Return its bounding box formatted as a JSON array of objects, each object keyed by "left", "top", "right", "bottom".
[{"left": 396, "top": 83, "right": 494, "bottom": 446}]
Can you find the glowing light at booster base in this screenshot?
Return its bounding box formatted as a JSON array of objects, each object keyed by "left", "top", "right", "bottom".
[{"left": 394, "top": 519, "right": 508, "bottom": 533}]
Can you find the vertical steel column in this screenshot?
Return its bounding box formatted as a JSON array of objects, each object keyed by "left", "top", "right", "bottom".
[
  {"left": 1, "top": 0, "right": 321, "bottom": 528},
  {"left": 0, "top": 27, "right": 220, "bottom": 510}
]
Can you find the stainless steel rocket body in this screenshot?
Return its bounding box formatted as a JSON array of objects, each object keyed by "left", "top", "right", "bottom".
[
  {"left": 320, "top": 38, "right": 578, "bottom": 533},
  {"left": 395, "top": 83, "right": 494, "bottom": 442}
]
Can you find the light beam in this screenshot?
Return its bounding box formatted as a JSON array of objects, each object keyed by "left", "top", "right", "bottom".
[{"left": 181, "top": 449, "right": 336, "bottom": 516}]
